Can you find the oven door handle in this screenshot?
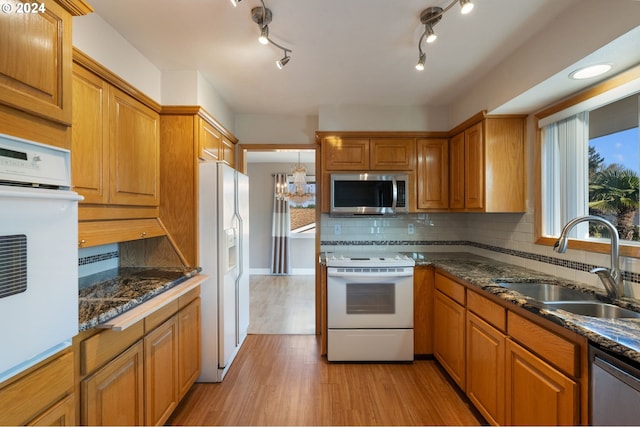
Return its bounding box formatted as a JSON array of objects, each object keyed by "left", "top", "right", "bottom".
[{"left": 327, "top": 271, "right": 414, "bottom": 279}]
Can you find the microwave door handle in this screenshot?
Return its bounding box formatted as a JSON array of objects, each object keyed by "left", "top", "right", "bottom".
[{"left": 392, "top": 177, "right": 398, "bottom": 209}]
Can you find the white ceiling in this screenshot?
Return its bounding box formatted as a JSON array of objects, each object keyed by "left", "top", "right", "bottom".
[{"left": 86, "top": 0, "right": 638, "bottom": 117}]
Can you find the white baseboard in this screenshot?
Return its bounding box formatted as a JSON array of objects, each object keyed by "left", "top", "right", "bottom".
[{"left": 249, "top": 268, "right": 315, "bottom": 275}]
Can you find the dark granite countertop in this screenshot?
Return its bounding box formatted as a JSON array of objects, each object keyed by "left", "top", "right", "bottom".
[
  {"left": 407, "top": 252, "right": 640, "bottom": 364},
  {"left": 79, "top": 266, "right": 201, "bottom": 331},
  {"left": 321, "top": 251, "right": 640, "bottom": 364}
]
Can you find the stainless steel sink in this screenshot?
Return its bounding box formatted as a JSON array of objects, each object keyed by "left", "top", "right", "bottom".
[
  {"left": 543, "top": 301, "right": 640, "bottom": 319},
  {"left": 496, "top": 282, "right": 597, "bottom": 302}
]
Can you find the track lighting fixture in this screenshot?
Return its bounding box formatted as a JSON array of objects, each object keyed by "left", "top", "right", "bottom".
[
  {"left": 251, "top": 0, "right": 293, "bottom": 69},
  {"left": 276, "top": 50, "right": 291, "bottom": 69},
  {"left": 415, "top": 0, "right": 475, "bottom": 71},
  {"left": 229, "top": 0, "right": 241, "bottom": 7},
  {"left": 459, "top": 0, "right": 474, "bottom": 15}
]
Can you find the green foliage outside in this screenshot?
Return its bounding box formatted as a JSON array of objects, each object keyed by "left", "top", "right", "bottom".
[{"left": 588, "top": 146, "right": 640, "bottom": 241}]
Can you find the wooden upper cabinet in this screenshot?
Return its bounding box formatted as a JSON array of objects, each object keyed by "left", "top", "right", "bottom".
[
  {"left": 370, "top": 138, "right": 415, "bottom": 170},
  {"left": 449, "top": 132, "right": 465, "bottom": 210},
  {"left": 449, "top": 115, "right": 525, "bottom": 212},
  {"left": 464, "top": 122, "right": 484, "bottom": 210},
  {"left": 72, "top": 64, "right": 109, "bottom": 204},
  {"left": 108, "top": 86, "right": 160, "bottom": 206},
  {"left": 416, "top": 138, "right": 448, "bottom": 210},
  {"left": 221, "top": 135, "right": 236, "bottom": 167},
  {"left": 198, "top": 119, "right": 221, "bottom": 161},
  {"left": 323, "top": 137, "right": 370, "bottom": 170},
  {"left": 0, "top": 0, "right": 73, "bottom": 124}
]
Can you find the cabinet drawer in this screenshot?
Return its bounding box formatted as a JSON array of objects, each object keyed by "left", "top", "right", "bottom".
[
  {"left": 179, "top": 286, "right": 201, "bottom": 309},
  {"left": 467, "top": 290, "right": 506, "bottom": 332},
  {"left": 507, "top": 311, "right": 578, "bottom": 377},
  {"left": 435, "top": 273, "right": 466, "bottom": 305},
  {"left": 145, "top": 299, "right": 179, "bottom": 332},
  {"left": 0, "top": 351, "right": 73, "bottom": 426},
  {"left": 81, "top": 321, "right": 144, "bottom": 375}
]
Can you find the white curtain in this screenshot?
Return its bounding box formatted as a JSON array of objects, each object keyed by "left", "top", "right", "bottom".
[
  {"left": 542, "top": 111, "right": 589, "bottom": 238},
  {"left": 270, "top": 173, "right": 291, "bottom": 275}
]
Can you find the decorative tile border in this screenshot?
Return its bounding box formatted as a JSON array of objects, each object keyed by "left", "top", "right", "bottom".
[
  {"left": 320, "top": 240, "right": 640, "bottom": 284},
  {"left": 79, "top": 251, "right": 119, "bottom": 266}
]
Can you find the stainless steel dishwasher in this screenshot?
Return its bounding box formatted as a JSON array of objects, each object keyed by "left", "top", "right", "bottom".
[{"left": 591, "top": 345, "right": 640, "bottom": 426}]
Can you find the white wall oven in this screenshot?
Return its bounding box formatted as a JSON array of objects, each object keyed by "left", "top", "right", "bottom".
[
  {"left": 326, "top": 253, "right": 414, "bottom": 362},
  {"left": 0, "top": 133, "right": 82, "bottom": 382}
]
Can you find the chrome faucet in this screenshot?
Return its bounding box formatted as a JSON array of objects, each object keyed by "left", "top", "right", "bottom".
[{"left": 553, "top": 215, "right": 624, "bottom": 299}]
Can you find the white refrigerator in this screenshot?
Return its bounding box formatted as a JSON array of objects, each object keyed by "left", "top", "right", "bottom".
[{"left": 198, "top": 162, "right": 250, "bottom": 382}]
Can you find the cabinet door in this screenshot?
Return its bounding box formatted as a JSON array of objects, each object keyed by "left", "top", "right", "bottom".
[
  {"left": 145, "top": 316, "right": 179, "bottom": 426},
  {"left": 506, "top": 339, "right": 578, "bottom": 426},
  {"left": 416, "top": 139, "right": 448, "bottom": 209},
  {"left": 72, "top": 64, "right": 109, "bottom": 203},
  {"left": 414, "top": 267, "right": 434, "bottom": 355},
  {"left": 27, "top": 394, "right": 75, "bottom": 426},
  {"left": 198, "top": 119, "right": 221, "bottom": 161},
  {"left": 449, "top": 131, "right": 465, "bottom": 210},
  {"left": 82, "top": 341, "right": 144, "bottom": 426},
  {"left": 323, "top": 138, "right": 369, "bottom": 170},
  {"left": 464, "top": 122, "right": 484, "bottom": 210},
  {"left": 109, "top": 87, "right": 160, "bottom": 206},
  {"left": 178, "top": 298, "right": 201, "bottom": 398},
  {"left": 0, "top": 0, "right": 72, "bottom": 124},
  {"left": 221, "top": 136, "right": 236, "bottom": 167},
  {"left": 466, "top": 312, "right": 505, "bottom": 426},
  {"left": 370, "top": 138, "right": 415, "bottom": 170},
  {"left": 433, "top": 290, "right": 466, "bottom": 390}
]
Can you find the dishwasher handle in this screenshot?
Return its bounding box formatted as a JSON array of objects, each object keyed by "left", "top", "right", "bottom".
[{"left": 593, "top": 351, "right": 640, "bottom": 392}]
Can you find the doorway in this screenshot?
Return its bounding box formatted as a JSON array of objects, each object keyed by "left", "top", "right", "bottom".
[{"left": 240, "top": 145, "right": 318, "bottom": 334}]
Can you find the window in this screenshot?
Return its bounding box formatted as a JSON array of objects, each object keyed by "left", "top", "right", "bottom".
[
  {"left": 537, "top": 66, "right": 640, "bottom": 257},
  {"left": 287, "top": 175, "right": 316, "bottom": 234}
]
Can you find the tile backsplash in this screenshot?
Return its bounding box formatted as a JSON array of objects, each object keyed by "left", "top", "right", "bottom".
[
  {"left": 78, "top": 243, "right": 119, "bottom": 278},
  {"left": 320, "top": 212, "right": 640, "bottom": 299}
]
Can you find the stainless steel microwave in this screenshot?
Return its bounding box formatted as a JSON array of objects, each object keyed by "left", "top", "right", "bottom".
[{"left": 330, "top": 173, "right": 409, "bottom": 216}]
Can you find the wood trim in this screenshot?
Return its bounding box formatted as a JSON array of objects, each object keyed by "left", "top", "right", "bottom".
[
  {"left": 534, "top": 65, "right": 640, "bottom": 259},
  {"left": 161, "top": 105, "right": 238, "bottom": 143},
  {"left": 535, "top": 64, "right": 640, "bottom": 121},
  {"left": 315, "top": 130, "right": 449, "bottom": 141},
  {"left": 237, "top": 143, "right": 317, "bottom": 175},
  {"left": 97, "top": 275, "right": 208, "bottom": 331},
  {"left": 55, "top": 0, "right": 93, "bottom": 15},
  {"left": 73, "top": 48, "right": 161, "bottom": 113}
]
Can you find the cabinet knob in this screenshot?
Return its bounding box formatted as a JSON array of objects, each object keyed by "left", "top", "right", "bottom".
[
  {"left": 79, "top": 239, "right": 86, "bottom": 247},
  {"left": 141, "top": 231, "right": 147, "bottom": 238}
]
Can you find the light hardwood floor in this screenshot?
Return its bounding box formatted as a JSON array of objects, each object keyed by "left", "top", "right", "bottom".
[
  {"left": 168, "top": 335, "right": 483, "bottom": 426},
  {"left": 249, "top": 275, "right": 315, "bottom": 334}
]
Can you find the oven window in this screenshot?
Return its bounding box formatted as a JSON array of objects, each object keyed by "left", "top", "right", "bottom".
[{"left": 346, "top": 283, "right": 395, "bottom": 314}]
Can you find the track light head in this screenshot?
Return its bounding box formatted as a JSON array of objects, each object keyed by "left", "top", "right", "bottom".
[
  {"left": 425, "top": 24, "right": 437, "bottom": 43},
  {"left": 415, "top": 52, "right": 426, "bottom": 71},
  {"left": 229, "top": 0, "right": 242, "bottom": 7},
  {"left": 459, "top": 0, "right": 474, "bottom": 14},
  {"left": 276, "top": 51, "right": 291, "bottom": 69},
  {"left": 258, "top": 25, "right": 269, "bottom": 45}
]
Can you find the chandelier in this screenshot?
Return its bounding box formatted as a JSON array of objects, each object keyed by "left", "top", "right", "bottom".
[{"left": 278, "top": 152, "right": 314, "bottom": 203}]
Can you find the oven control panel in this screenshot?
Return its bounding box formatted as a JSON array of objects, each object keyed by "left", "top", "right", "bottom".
[{"left": 0, "top": 133, "right": 71, "bottom": 188}]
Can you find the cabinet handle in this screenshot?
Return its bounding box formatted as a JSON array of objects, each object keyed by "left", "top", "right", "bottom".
[
  {"left": 141, "top": 231, "right": 147, "bottom": 238},
  {"left": 79, "top": 239, "right": 86, "bottom": 247}
]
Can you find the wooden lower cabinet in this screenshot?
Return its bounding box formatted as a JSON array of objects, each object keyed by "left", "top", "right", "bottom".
[
  {"left": 433, "top": 290, "right": 466, "bottom": 390},
  {"left": 414, "top": 266, "right": 434, "bottom": 355},
  {"left": 466, "top": 311, "right": 506, "bottom": 426},
  {"left": 144, "top": 317, "right": 179, "bottom": 426},
  {"left": 178, "top": 298, "right": 202, "bottom": 398},
  {"left": 81, "top": 341, "right": 145, "bottom": 426},
  {"left": 27, "top": 393, "right": 76, "bottom": 426},
  {"left": 78, "top": 287, "right": 201, "bottom": 426},
  {"left": 0, "top": 350, "right": 75, "bottom": 426},
  {"left": 506, "top": 339, "right": 578, "bottom": 426}
]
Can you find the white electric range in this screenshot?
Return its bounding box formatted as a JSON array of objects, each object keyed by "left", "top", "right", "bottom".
[{"left": 325, "top": 253, "right": 415, "bottom": 362}]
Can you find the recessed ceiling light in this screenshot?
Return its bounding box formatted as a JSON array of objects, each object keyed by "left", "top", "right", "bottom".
[{"left": 569, "top": 64, "right": 613, "bottom": 80}]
